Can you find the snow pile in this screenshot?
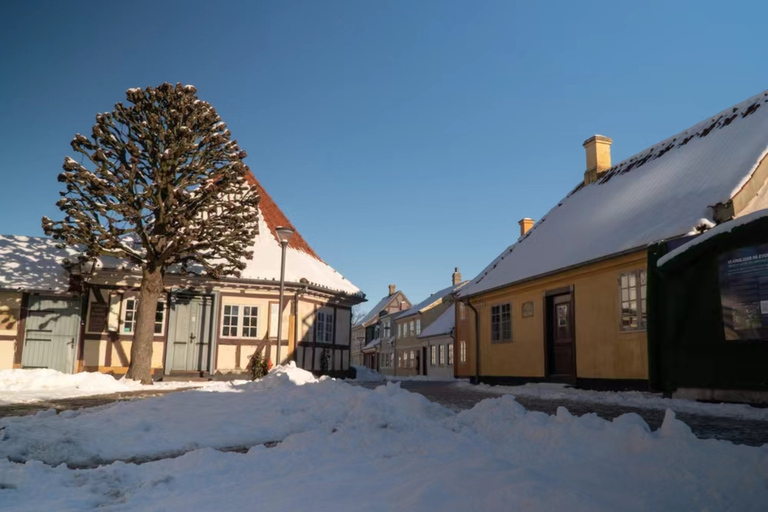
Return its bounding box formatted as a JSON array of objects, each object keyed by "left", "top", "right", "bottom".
[
  {"left": 351, "top": 364, "right": 384, "bottom": 382},
  {"left": 1, "top": 371, "right": 767, "bottom": 511},
  {"left": 0, "top": 369, "right": 206, "bottom": 405},
  {"left": 466, "top": 381, "right": 768, "bottom": 421}
]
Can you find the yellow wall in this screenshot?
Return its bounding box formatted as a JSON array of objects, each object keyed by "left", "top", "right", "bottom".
[
  {"left": 0, "top": 292, "right": 21, "bottom": 335},
  {"left": 80, "top": 339, "right": 166, "bottom": 369},
  {"left": 456, "top": 251, "right": 648, "bottom": 380},
  {"left": 0, "top": 340, "right": 14, "bottom": 369}
]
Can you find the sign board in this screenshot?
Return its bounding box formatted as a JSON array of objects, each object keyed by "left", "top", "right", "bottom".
[
  {"left": 719, "top": 243, "right": 768, "bottom": 341},
  {"left": 522, "top": 301, "right": 534, "bottom": 318}
]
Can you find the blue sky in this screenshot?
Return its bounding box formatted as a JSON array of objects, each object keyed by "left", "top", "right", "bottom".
[{"left": 1, "top": 0, "right": 767, "bottom": 311}]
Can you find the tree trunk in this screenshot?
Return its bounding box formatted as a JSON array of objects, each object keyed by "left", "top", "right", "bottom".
[{"left": 126, "top": 267, "right": 164, "bottom": 384}]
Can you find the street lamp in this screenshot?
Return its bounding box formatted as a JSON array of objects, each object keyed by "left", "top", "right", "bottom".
[{"left": 275, "top": 226, "right": 294, "bottom": 366}]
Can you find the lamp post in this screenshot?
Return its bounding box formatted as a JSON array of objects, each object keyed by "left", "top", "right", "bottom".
[{"left": 275, "top": 226, "right": 294, "bottom": 366}]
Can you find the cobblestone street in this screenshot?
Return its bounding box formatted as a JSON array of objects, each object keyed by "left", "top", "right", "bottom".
[{"left": 365, "top": 380, "right": 768, "bottom": 447}]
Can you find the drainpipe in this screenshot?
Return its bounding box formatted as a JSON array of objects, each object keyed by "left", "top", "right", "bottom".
[{"left": 467, "top": 299, "right": 480, "bottom": 384}]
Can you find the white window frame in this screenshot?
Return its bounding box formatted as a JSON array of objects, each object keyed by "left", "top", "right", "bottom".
[
  {"left": 409, "top": 320, "right": 415, "bottom": 336},
  {"left": 416, "top": 319, "right": 421, "bottom": 335},
  {"left": 317, "top": 309, "right": 334, "bottom": 343},
  {"left": 448, "top": 344, "right": 454, "bottom": 365},
  {"left": 459, "top": 340, "right": 467, "bottom": 365},
  {"left": 221, "top": 304, "right": 260, "bottom": 339},
  {"left": 439, "top": 344, "right": 445, "bottom": 365},
  {"left": 619, "top": 270, "right": 647, "bottom": 332},
  {"left": 121, "top": 297, "right": 166, "bottom": 336},
  {"left": 430, "top": 345, "right": 437, "bottom": 365}
]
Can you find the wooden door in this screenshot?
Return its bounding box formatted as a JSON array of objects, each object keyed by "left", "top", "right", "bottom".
[
  {"left": 422, "top": 347, "right": 428, "bottom": 375},
  {"left": 548, "top": 293, "right": 575, "bottom": 379},
  {"left": 165, "top": 295, "right": 213, "bottom": 374},
  {"left": 22, "top": 296, "right": 81, "bottom": 373}
]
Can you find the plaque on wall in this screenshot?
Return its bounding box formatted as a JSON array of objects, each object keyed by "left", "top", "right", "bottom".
[
  {"left": 719, "top": 243, "right": 768, "bottom": 341},
  {"left": 522, "top": 301, "right": 534, "bottom": 318}
]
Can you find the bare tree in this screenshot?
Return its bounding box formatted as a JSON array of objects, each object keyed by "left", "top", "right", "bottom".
[
  {"left": 351, "top": 304, "right": 367, "bottom": 325},
  {"left": 43, "top": 83, "right": 260, "bottom": 383}
]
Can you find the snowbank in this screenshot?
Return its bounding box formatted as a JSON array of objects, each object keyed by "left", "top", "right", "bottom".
[
  {"left": 350, "top": 364, "right": 384, "bottom": 382},
  {"left": 0, "top": 369, "right": 205, "bottom": 405},
  {"left": 0, "top": 365, "right": 766, "bottom": 511},
  {"left": 464, "top": 381, "right": 768, "bottom": 421}
]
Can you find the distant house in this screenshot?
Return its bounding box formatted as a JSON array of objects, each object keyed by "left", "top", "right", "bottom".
[
  {"left": 0, "top": 171, "right": 364, "bottom": 377},
  {"left": 351, "top": 285, "right": 411, "bottom": 369},
  {"left": 389, "top": 268, "right": 467, "bottom": 377},
  {"left": 457, "top": 90, "right": 768, "bottom": 389},
  {"left": 418, "top": 304, "right": 456, "bottom": 379}
]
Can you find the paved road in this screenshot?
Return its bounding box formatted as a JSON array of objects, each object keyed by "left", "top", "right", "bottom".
[{"left": 363, "top": 380, "right": 768, "bottom": 447}]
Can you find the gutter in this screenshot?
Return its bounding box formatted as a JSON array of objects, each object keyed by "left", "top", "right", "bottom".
[
  {"left": 467, "top": 299, "right": 480, "bottom": 384},
  {"left": 460, "top": 244, "right": 651, "bottom": 301}
]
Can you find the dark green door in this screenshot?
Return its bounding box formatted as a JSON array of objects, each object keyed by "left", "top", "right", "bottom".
[
  {"left": 165, "top": 295, "right": 213, "bottom": 373},
  {"left": 22, "top": 296, "right": 81, "bottom": 373}
]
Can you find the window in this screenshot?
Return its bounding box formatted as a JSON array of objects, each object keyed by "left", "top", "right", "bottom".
[
  {"left": 459, "top": 340, "right": 467, "bottom": 364},
  {"left": 122, "top": 298, "right": 165, "bottom": 335},
  {"left": 430, "top": 345, "right": 437, "bottom": 365},
  {"left": 459, "top": 302, "right": 466, "bottom": 321},
  {"left": 383, "top": 319, "right": 390, "bottom": 339},
  {"left": 448, "top": 344, "right": 454, "bottom": 365},
  {"left": 416, "top": 319, "right": 421, "bottom": 335},
  {"left": 398, "top": 352, "right": 403, "bottom": 368},
  {"left": 317, "top": 309, "right": 334, "bottom": 342},
  {"left": 123, "top": 298, "right": 138, "bottom": 333},
  {"left": 409, "top": 350, "right": 415, "bottom": 368},
  {"left": 491, "top": 303, "right": 512, "bottom": 342},
  {"left": 398, "top": 324, "right": 401, "bottom": 338},
  {"left": 439, "top": 344, "right": 445, "bottom": 365},
  {"left": 221, "top": 305, "right": 260, "bottom": 338},
  {"left": 620, "top": 270, "right": 647, "bottom": 331},
  {"left": 409, "top": 320, "right": 415, "bottom": 336}
]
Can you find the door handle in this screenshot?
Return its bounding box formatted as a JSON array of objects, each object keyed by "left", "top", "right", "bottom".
[{"left": 190, "top": 333, "right": 196, "bottom": 341}]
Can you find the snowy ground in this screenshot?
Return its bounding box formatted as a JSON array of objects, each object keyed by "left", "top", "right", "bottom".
[
  {"left": 0, "top": 369, "right": 221, "bottom": 405},
  {"left": 1, "top": 363, "right": 767, "bottom": 511}
]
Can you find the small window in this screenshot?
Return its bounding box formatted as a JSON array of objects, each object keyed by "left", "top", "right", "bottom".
[
  {"left": 416, "top": 319, "right": 421, "bottom": 335},
  {"left": 317, "top": 309, "right": 334, "bottom": 342},
  {"left": 222, "top": 305, "right": 240, "bottom": 337},
  {"left": 448, "top": 344, "right": 454, "bottom": 365},
  {"left": 123, "top": 298, "right": 138, "bottom": 333},
  {"left": 491, "top": 303, "right": 512, "bottom": 342},
  {"left": 409, "top": 350, "right": 415, "bottom": 368},
  {"left": 459, "top": 340, "right": 467, "bottom": 364},
  {"left": 242, "top": 306, "right": 259, "bottom": 338},
  {"left": 409, "top": 320, "right": 415, "bottom": 336},
  {"left": 122, "top": 298, "right": 165, "bottom": 335},
  {"left": 459, "top": 302, "right": 467, "bottom": 321},
  {"left": 619, "top": 270, "right": 647, "bottom": 331},
  {"left": 430, "top": 345, "right": 437, "bottom": 365},
  {"left": 439, "top": 344, "right": 445, "bottom": 365}
]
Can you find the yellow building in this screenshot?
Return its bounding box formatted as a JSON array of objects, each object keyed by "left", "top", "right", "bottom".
[{"left": 456, "top": 90, "right": 768, "bottom": 388}]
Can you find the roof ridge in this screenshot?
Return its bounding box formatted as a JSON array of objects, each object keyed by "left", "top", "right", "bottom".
[{"left": 596, "top": 89, "right": 768, "bottom": 185}]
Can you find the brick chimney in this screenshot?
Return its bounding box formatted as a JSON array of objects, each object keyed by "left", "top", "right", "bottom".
[
  {"left": 518, "top": 218, "right": 534, "bottom": 237},
  {"left": 583, "top": 135, "right": 613, "bottom": 185},
  {"left": 388, "top": 284, "right": 396, "bottom": 295},
  {"left": 452, "top": 267, "right": 462, "bottom": 286}
]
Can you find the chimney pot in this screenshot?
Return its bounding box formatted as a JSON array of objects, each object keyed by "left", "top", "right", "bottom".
[
  {"left": 452, "top": 267, "right": 462, "bottom": 286},
  {"left": 518, "top": 218, "right": 535, "bottom": 237},
  {"left": 583, "top": 134, "right": 613, "bottom": 185},
  {"left": 388, "top": 284, "right": 396, "bottom": 295}
]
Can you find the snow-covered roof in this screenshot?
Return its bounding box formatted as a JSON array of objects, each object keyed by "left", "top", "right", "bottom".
[
  {"left": 418, "top": 304, "right": 455, "bottom": 339},
  {"left": 0, "top": 236, "right": 81, "bottom": 294},
  {"left": 93, "top": 172, "right": 362, "bottom": 297},
  {"left": 398, "top": 281, "right": 467, "bottom": 320},
  {"left": 354, "top": 293, "right": 400, "bottom": 328},
  {"left": 460, "top": 90, "right": 768, "bottom": 298},
  {"left": 657, "top": 208, "right": 768, "bottom": 267},
  {"left": 362, "top": 338, "right": 381, "bottom": 351}
]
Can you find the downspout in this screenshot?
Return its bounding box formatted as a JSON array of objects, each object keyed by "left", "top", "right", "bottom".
[{"left": 467, "top": 299, "right": 480, "bottom": 384}]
